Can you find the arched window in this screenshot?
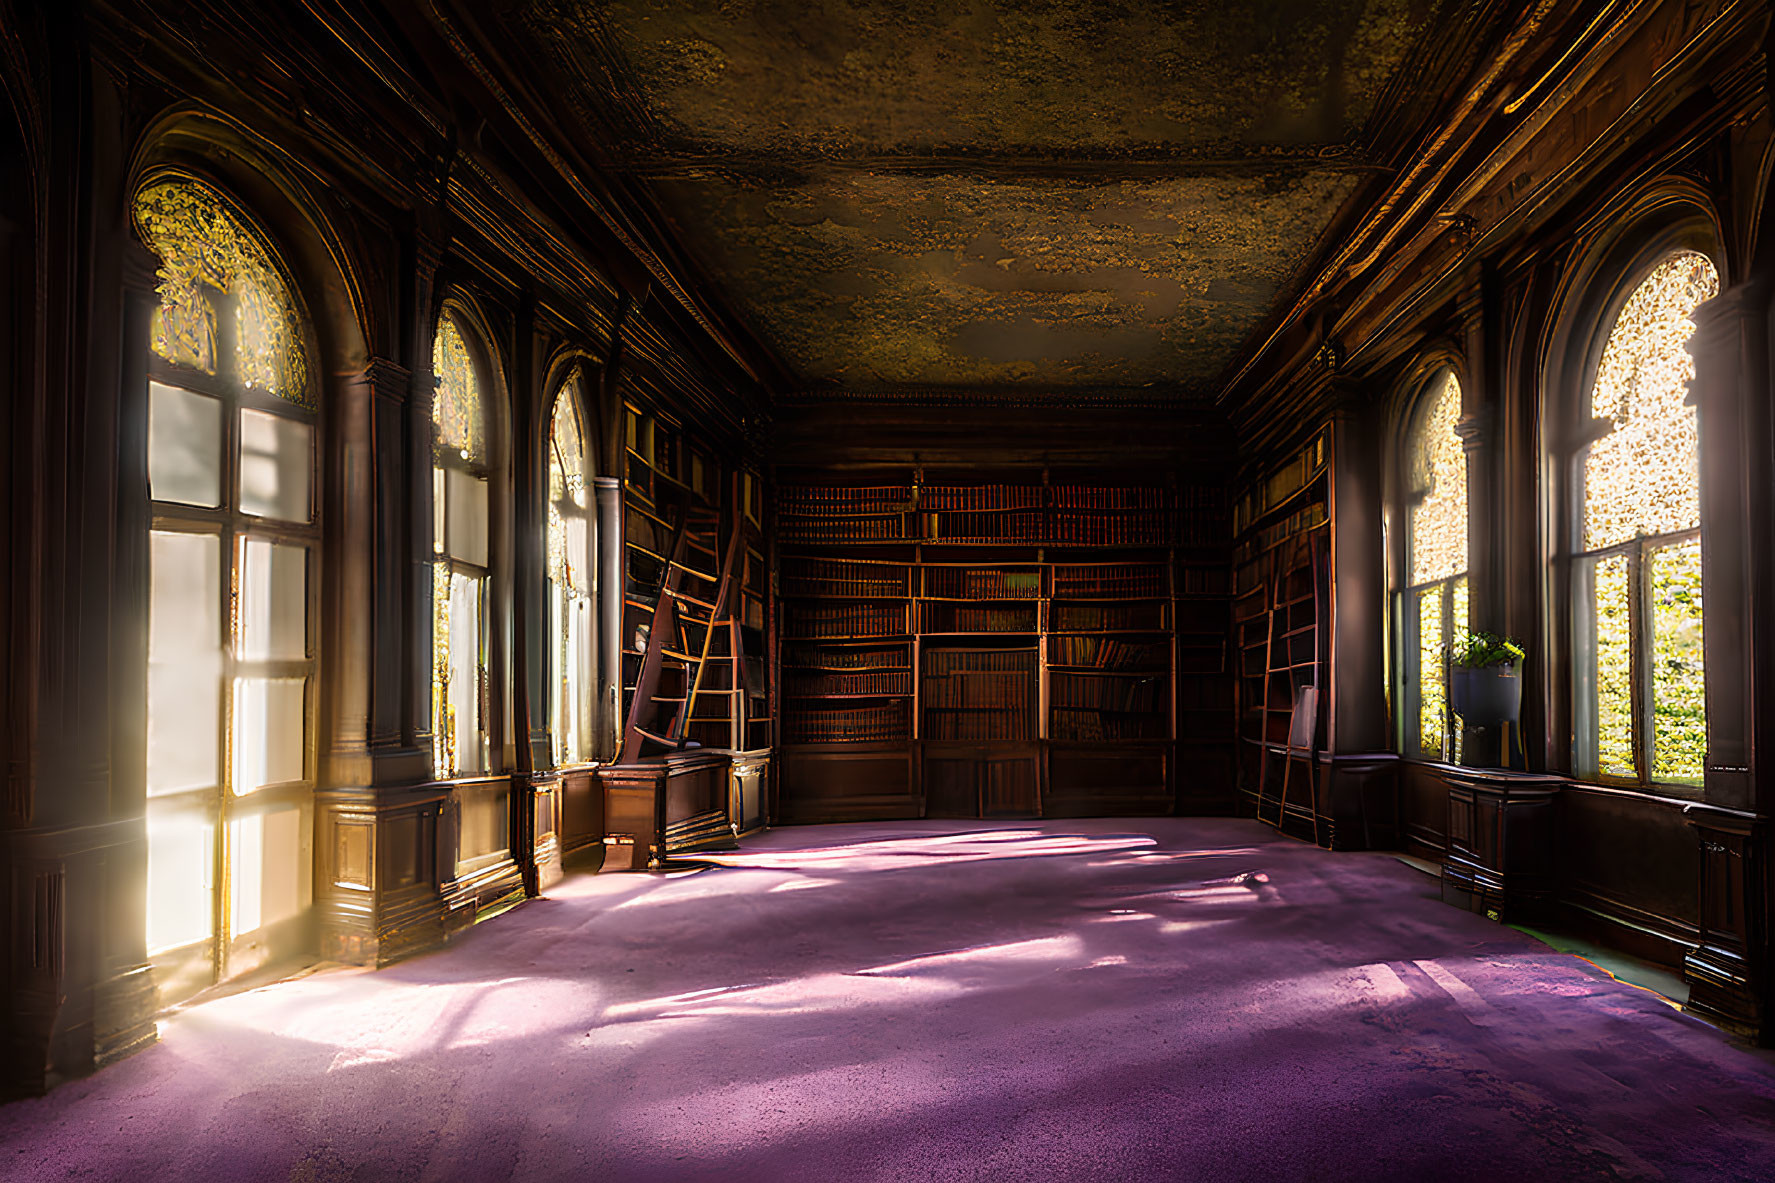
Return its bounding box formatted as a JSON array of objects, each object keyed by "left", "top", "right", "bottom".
[
  {"left": 135, "top": 175, "right": 317, "bottom": 997},
  {"left": 432, "top": 309, "right": 494, "bottom": 777},
  {"left": 1573, "top": 250, "right": 1717, "bottom": 786},
  {"left": 1399, "top": 369, "right": 1468, "bottom": 761},
  {"left": 547, "top": 378, "right": 596, "bottom": 764}
]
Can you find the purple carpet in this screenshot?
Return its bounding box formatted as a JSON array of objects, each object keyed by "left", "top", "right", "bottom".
[{"left": 6, "top": 818, "right": 1775, "bottom": 1181}]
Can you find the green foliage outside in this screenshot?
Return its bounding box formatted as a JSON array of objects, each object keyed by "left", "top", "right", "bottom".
[{"left": 1650, "top": 540, "right": 1705, "bottom": 785}]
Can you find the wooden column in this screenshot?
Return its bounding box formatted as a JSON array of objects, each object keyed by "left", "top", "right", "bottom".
[
  {"left": 315, "top": 356, "right": 448, "bottom": 966},
  {"left": 1456, "top": 276, "right": 1500, "bottom": 628},
  {"left": 1681, "top": 276, "right": 1773, "bottom": 1036},
  {"left": 1324, "top": 388, "right": 1400, "bottom": 849},
  {"left": 402, "top": 229, "right": 444, "bottom": 769},
  {"left": 1687, "top": 278, "right": 1769, "bottom": 809},
  {"left": 92, "top": 237, "right": 162, "bottom": 1072},
  {"left": 596, "top": 476, "right": 625, "bottom": 760}
]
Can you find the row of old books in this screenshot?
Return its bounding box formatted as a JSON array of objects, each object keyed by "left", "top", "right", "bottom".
[
  {"left": 1049, "top": 673, "right": 1165, "bottom": 713},
  {"left": 1049, "top": 636, "right": 1169, "bottom": 669}
]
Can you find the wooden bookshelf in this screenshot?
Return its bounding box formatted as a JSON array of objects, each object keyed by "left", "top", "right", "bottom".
[
  {"left": 619, "top": 403, "right": 772, "bottom": 763},
  {"left": 1233, "top": 428, "right": 1331, "bottom": 840},
  {"left": 772, "top": 469, "right": 1232, "bottom": 822}
]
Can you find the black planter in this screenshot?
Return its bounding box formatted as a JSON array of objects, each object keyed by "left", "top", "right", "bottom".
[{"left": 1452, "top": 663, "right": 1521, "bottom": 726}]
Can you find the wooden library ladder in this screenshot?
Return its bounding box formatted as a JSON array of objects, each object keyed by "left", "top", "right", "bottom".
[
  {"left": 618, "top": 497, "right": 723, "bottom": 763},
  {"left": 671, "top": 503, "right": 746, "bottom": 746}
]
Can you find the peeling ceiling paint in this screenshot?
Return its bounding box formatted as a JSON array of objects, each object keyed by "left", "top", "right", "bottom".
[
  {"left": 655, "top": 169, "right": 1363, "bottom": 388},
  {"left": 516, "top": 0, "right": 1445, "bottom": 396}
]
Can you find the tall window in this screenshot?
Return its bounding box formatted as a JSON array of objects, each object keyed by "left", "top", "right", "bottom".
[
  {"left": 431, "top": 311, "right": 492, "bottom": 777},
  {"left": 135, "top": 176, "right": 317, "bottom": 996},
  {"left": 1573, "top": 250, "right": 1717, "bottom": 787},
  {"left": 1400, "top": 369, "right": 1468, "bottom": 761},
  {"left": 547, "top": 379, "right": 595, "bottom": 764}
]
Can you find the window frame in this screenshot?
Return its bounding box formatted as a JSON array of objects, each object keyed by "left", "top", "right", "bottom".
[
  {"left": 429, "top": 301, "right": 505, "bottom": 781},
  {"left": 1392, "top": 364, "right": 1470, "bottom": 764},
  {"left": 1563, "top": 248, "right": 1718, "bottom": 792},
  {"left": 136, "top": 171, "right": 322, "bottom": 979},
  {"left": 545, "top": 370, "right": 598, "bottom": 769}
]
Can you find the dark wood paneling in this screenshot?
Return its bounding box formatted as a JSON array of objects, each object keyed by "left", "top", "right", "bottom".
[
  {"left": 1556, "top": 786, "right": 1700, "bottom": 942},
  {"left": 777, "top": 742, "right": 919, "bottom": 824}
]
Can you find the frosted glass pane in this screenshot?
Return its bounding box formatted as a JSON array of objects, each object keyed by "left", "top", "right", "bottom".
[
  {"left": 148, "top": 531, "right": 222, "bottom": 796},
  {"left": 568, "top": 519, "right": 590, "bottom": 596},
  {"left": 239, "top": 409, "right": 311, "bottom": 522},
  {"left": 233, "top": 677, "right": 305, "bottom": 793},
  {"left": 1591, "top": 554, "right": 1636, "bottom": 778},
  {"left": 1650, "top": 540, "right": 1705, "bottom": 785},
  {"left": 229, "top": 804, "right": 309, "bottom": 936},
  {"left": 449, "top": 573, "right": 485, "bottom": 774},
  {"left": 150, "top": 531, "right": 220, "bottom": 658},
  {"left": 446, "top": 468, "right": 488, "bottom": 567},
  {"left": 146, "top": 814, "right": 213, "bottom": 954},
  {"left": 551, "top": 580, "right": 594, "bottom": 764},
  {"left": 149, "top": 383, "right": 222, "bottom": 507},
  {"left": 238, "top": 538, "right": 307, "bottom": 661}
]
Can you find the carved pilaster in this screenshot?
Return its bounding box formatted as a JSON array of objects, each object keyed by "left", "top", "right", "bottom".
[
  {"left": 1686, "top": 278, "right": 1770, "bottom": 809},
  {"left": 366, "top": 355, "right": 426, "bottom": 776}
]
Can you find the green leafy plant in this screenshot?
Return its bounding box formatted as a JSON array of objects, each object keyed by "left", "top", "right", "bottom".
[{"left": 1449, "top": 630, "right": 1526, "bottom": 670}]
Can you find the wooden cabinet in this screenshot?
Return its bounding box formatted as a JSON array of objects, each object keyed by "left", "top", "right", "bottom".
[
  {"left": 598, "top": 751, "right": 734, "bottom": 870},
  {"left": 1441, "top": 769, "right": 1564, "bottom": 922}
]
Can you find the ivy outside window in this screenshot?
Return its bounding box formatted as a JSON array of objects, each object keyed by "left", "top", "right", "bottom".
[{"left": 1572, "top": 251, "right": 1716, "bottom": 788}]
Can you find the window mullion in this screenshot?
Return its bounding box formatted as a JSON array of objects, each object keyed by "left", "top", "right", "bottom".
[{"left": 1630, "top": 541, "right": 1650, "bottom": 785}]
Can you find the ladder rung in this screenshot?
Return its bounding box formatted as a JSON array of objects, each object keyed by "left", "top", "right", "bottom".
[
  {"left": 665, "top": 588, "right": 719, "bottom": 611},
  {"left": 662, "top": 649, "right": 701, "bottom": 662},
  {"left": 652, "top": 696, "right": 687, "bottom": 703},
  {"left": 669, "top": 561, "right": 718, "bottom": 582},
  {"left": 632, "top": 726, "right": 677, "bottom": 746}
]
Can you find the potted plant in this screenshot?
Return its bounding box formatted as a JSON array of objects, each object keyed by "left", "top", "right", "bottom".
[{"left": 1449, "top": 630, "right": 1526, "bottom": 726}]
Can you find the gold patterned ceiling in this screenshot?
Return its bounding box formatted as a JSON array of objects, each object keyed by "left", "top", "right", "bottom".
[{"left": 514, "top": 0, "right": 1451, "bottom": 398}]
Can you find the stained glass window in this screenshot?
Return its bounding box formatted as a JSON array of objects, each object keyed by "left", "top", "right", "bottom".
[
  {"left": 1400, "top": 369, "right": 1468, "bottom": 761},
  {"left": 1573, "top": 250, "right": 1716, "bottom": 787},
  {"left": 433, "top": 313, "right": 486, "bottom": 465},
  {"left": 134, "top": 177, "right": 312, "bottom": 408},
  {"left": 549, "top": 381, "right": 595, "bottom": 765}
]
